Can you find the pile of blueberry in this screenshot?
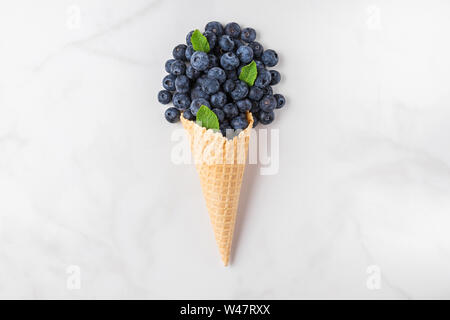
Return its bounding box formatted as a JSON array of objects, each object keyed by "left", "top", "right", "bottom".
[{"left": 157, "top": 21, "right": 285, "bottom": 136}]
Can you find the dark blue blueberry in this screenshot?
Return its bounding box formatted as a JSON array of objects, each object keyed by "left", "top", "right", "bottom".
[
  {"left": 183, "top": 109, "right": 195, "bottom": 120},
  {"left": 248, "top": 42, "right": 264, "bottom": 58},
  {"left": 248, "top": 86, "right": 264, "bottom": 101},
  {"left": 170, "top": 60, "right": 186, "bottom": 76},
  {"left": 186, "top": 30, "right": 194, "bottom": 45},
  {"left": 207, "top": 54, "right": 219, "bottom": 68},
  {"left": 240, "top": 27, "right": 256, "bottom": 42},
  {"left": 190, "top": 51, "right": 209, "bottom": 71},
  {"left": 211, "top": 91, "right": 227, "bottom": 108},
  {"left": 175, "top": 75, "right": 190, "bottom": 93},
  {"left": 162, "top": 74, "right": 176, "bottom": 91},
  {"left": 186, "top": 65, "right": 201, "bottom": 80},
  {"left": 236, "top": 46, "right": 254, "bottom": 64},
  {"left": 274, "top": 94, "right": 285, "bottom": 109},
  {"left": 173, "top": 44, "right": 187, "bottom": 61},
  {"left": 231, "top": 80, "right": 248, "bottom": 101},
  {"left": 259, "top": 95, "right": 277, "bottom": 112},
  {"left": 172, "top": 93, "right": 191, "bottom": 111},
  {"left": 219, "top": 35, "right": 235, "bottom": 52},
  {"left": 223, "top": 79, "right": 236, "bottom": 93},
  {"left": 185, "top": 45, "right": 195, "bottom": 61},
  {"left": 201, "top": 78, "right": 220, "bottom": 95},
  {"left": 165, "top": 59, "right": 175, "bottom": 73},
  {"left": 190, "top": 98, "right": 210, "bottom": 116},
  {"left": 252, "top": 118, "right": 259, "bottom": 128},
  {"left": 254, "top": 69, "right": 272, "bottom": 88},
  {"left": 205, "top": 21, "right": 224, "bottom": 37},
  {"left": 223, "top": 103, "right": 239, "bottom": 119},
  {"left": 226, "top": 69, "right": 238, "bottom": 80},
  {"left": 165, "top": 107, "right": 180, "bottom": 123},
  {"left": 231, "top": 116, "right": 248, "bottom": 130},
  {"left": 225, "top": 22, "right": 241, "bottom": 38},
  {"left": 158, "top": 90, "right": 172, "bottom": 104},
  {"left": 220, "top": 52, "right": 239, "bottom": 70},
  {"left": 236, "top": 99, "right": 252, "bottom": 112},
  {"left": 203, "top": 30, "right": 217, "bottom": 49},
  {"left": 190, "top": 88, "right": 210, "bottom": 100},
  {"left": 207, "top": 67, "right": 226, "bottom": 84},
  {"left": 270, "top": 70, "right": 281, "bottom": 85},
  {"left": 212, "top": 108, "right": 225, "bottom": 122},
  {"left": 262, "top": 85, "right": 273, "bottom": 96},
  {"left": 250, "top": 100, "right": 260, "bottom": 114},
  {"left": 258, "top": 110, "right": 275, "bottom": 125},
  {"left": 233, "top": 39, "right": 245, "bottom": 49},
  {"left": 254, "top": 59, "right": 265, "bottom": 71},
  {"left": 261, "top": 49, "right": 278, "bottom": 67}
]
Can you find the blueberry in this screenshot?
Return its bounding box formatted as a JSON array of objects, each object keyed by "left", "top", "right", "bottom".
[
  {"left": 190, "top": 88, "right": 210, "bottom": 100},
  {"left": 207, "top": 67, "right": 226, "bottom": 84},
  {"left": 207, "top": 54, "right": 219, "bottom": 69},
  {"left": 175, "top": 75, "right": 190, "bottom": 93},
  {"left": 274, "top": 93, "right": 286, "bottom": 109},
  {"left": 226, "top": 69, "right": 238, "bottom": 80},
  {"left": 254, "top": 69, "right": 272, "bottom": 88},
  {"left": 236, "top": 98, "right": 252, "bottom": 112},
  {"left": 203, "top": 31, "right": 217, "bottom": 49},
  {"left": 259, "top": 95, "right": 277, "bottom": 112},
  {"left": 254, "top": 59, "right": 265, "bottom": 71},
  {"left": 220, "top": 52, "right": 239, "bottom": 70},
  {"left": 190, "top": 51, "right": 209, "bottom": 71},
  {"left": 165, "top": 59, "right": 175, "bottom": 73},
  {"left": 162, "top": 74, "right": 176, "bottom": 91},
  {"left": 225, "top": 22, "right": 241, "bottom": 38},
  {"left": 185, "top": 45, "right": 195, "bottom": 61},
  {"left": 201, "top": 78, "right": 220, "bottom": 94},
  {"left": 231, "top": 116, "right": 248, "bottom": 130},
  {"left": 236, "top": 46, "right": 254, "bottom": 64},
  {"left": 270, "top": 70, "right": 281, "bottom": 85},
  {"left": 240, "top": 27, "right": 256, "bottom": 42},
  {"left": 223, "top": 79, "right": 236, "bottom": 93},
  {"left": 248, "top": 86, "right": 264, "bottom": 101},
  {"left": 252, "top": 118, "right": 259, "bottom": 128},
  {"left": 212, "top": 108, "right": 225, "bottom": 122},
  {"left": 170, "top": 60, "right": 186, "bottom": 76},
  {"left": 165, "top": 107, "right": 180, "bottom": 123},
  {"left": 205, "top": 21, "right": 224, "bottom": 37},
  {"left": 261, "top": 49, "right": 278, "bottom": 67},
  {"left": 258, "top": 110, "right": 275, "bottom": 125},
  {"left": 158, "top": 90, "right": 172, "bottom": 104},
  {"left": 250, "top": 100, "right": 260, "bottom": 114},
  {"left": 173, "top": 44, "right": 187, "bottom": 61},
  {"left": 233, "top": 39, "right": 245, "bottom": 49},
  {"left": 186, "top": 30, "right": 194, "bottom": 46},
  {"left": 186, "top": 65, "right": 201, "bottom": 80},
  {"left": 220, "top": 119, "right": 230, "bottom": 128},
  {"left": 183, "top": 109, "right": 195, "bottom": 120},
  {"left": 219, "top": 35, "right": 235, "bottom": 52},
  {"left": 231, "top": 80, "right": 248, "bottom": 101},
  {"left": 262, "top": 85, "right": 273, "bottom": 96},
  {"left": 211, "top": 91, "right": 227, "bottom": 108},
  {"left": 223, "top": 103, "right": 239, "bottom": 119},
  {"left": 248, "top": 42, "right": 264, "bottom": 58},
  {"left": 172, "top": 93, "right": 191, "bottom": 111},
  {"left": 190, "top": 98, "right": 210, "bottom": 116}
]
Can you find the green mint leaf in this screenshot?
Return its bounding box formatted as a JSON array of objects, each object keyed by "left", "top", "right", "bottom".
[
  {"left": 191, "top": 29, "right": 210, "bottom": 53},
  {"left": 239, "top": 60, "right": 258, "bottom": 86},
  {"left": 196, "top": 105, "right": 219, "bottom": 130}
]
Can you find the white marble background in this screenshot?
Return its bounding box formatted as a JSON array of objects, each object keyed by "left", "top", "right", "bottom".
[{"left": 1, "top": 0, "right": 450, "bottom": 299}]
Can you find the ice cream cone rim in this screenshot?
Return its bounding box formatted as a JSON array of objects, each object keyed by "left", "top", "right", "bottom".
[{"left": 180, "top": 111, "right": 254, "bottom": 145}]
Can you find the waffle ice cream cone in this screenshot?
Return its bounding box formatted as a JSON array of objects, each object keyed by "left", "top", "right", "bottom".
[{"left": 180, "top": 112, "right": 253, "bottom": 266}]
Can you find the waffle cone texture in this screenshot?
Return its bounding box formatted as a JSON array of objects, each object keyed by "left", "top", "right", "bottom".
[{"left": 180, "top": 112, "right": 254, "bottom": 266}]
